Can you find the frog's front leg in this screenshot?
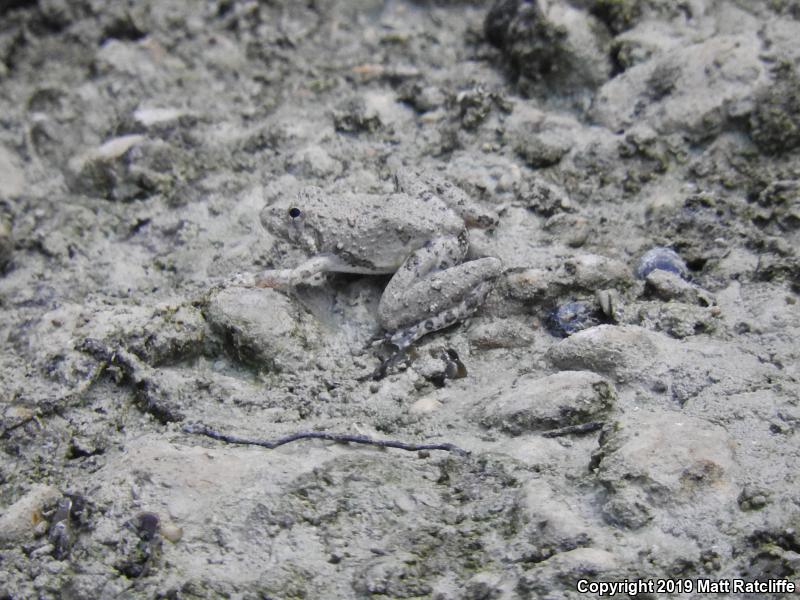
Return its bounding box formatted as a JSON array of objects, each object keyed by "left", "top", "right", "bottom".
[
  {"left": 251, "top": 255, "right": 338, "bottom": 288},
  {"left": 378, "top": 237, "right": 502, "bottom": 348}
]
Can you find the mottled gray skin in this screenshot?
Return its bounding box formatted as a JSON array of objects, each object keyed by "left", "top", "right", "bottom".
[{"left": 259, "top": 172, "right": 502, "bottom": 347}]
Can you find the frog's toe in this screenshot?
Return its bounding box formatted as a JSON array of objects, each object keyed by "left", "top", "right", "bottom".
[{"left": 227, "top": 272, "right": 259, "bottom": 287}]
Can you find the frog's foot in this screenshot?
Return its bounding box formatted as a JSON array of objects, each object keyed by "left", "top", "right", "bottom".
[
  {"left": 253, "top": 268, "right": 297, "bottom": 288},
  {"left": 394, "top": 168, "right": 498, "bottom": 229},
  {"left": 227, "top": 272, "right": 258, "bottom": 287}
]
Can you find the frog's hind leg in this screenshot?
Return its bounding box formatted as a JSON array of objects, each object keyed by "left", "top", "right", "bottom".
[
  {"left": 378, "top": 236, "right": 501, "bottom": 348},
  {"left": 387, "top": 275, "right": 498, "bottom": 350}
]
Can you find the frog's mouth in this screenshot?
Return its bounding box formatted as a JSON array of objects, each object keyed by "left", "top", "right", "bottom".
[{"left": 286, "top": 214, "right": 320, "bottom": 254}]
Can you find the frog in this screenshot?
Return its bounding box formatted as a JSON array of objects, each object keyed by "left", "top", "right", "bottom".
[{"left": 255, "top": 169, "right": 503, "bottom": 349}]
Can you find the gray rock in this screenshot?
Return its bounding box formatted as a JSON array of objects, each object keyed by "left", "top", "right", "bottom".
[
  {"left": 204, "top": 287, "right": 320, "bottom": 372},
  {"left": 591, "top": 411, "right": 739, "bottom": 529},
  {"left": 593, "top": 33, "right": 767, "bottom": 140},
  {"left": 480, "top": 370, "right": 615, "bottom": 434},
  {"left": 749, "top": 65, "right": 800, "bottom": 155},
  {"left": 546, "top": 325, "right": 660, "bottom": 382}
]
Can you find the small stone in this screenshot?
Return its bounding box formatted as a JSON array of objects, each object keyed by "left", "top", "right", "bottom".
[
  {"left": 636, "top": 246, "right": 689, "bottom": 280},
  {"left": 514, "top": 128, "right": 573, "bottom": 168},
  {"left": 564, "top": 254, "right": 633, "bottom": 291},
  {"left": 409, "top": 397, "right": 442, "bottom": 414},
  {"left": 595, "top": 289, "right": 620, "bottom": 321},
  {"left": 547, "top": 301, "right": 602, "bottom": 337},
  {"left": 738, "top": 486, "right": 770, "bottom": 511},
  {"left": 645, "top": 269, "right": 713, "bottom": 305},
  {"left": 133, "top": 107, "right": 186, "bottom": 129},
  {"left": 159, "top": 520, "right": 183, "bottom": 543},
  {"left": 485, "top": 0, "right": 610, "bottom": 92},
  {"left": 543, "top": 214, "right": 590, "bottom": 247},
  {"left": 399, "top": 83, "right": 445, "bottom": 113},
  {"left": 0, "top": 216, "right": 12, "bottom": 273},
  {"left": 480, "top": 370, "right": 615, "bottom": 434}
]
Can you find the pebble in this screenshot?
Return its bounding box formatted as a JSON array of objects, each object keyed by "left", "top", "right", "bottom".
[
  {"left": 636, "top": 246, "right": 689, "bottom": 280},
  {"left": 547, "top": 301, "right": 601, "bottom": 337},
  {"left": 409, "top": 396, "right": 442, "bottom": 414},
  {"left": 563, "top": 254, "right": 633, "bottom": 291},
  {"left": 645, "top": 269, "right": 713, "bottom": 305},
  {"left": 543, "top": 214, "right": 590, "bottom": 247},
  {"left": 0, "top": 216, "right": 12, "bottom": 272},
  {"left": 514, "top": 129, "right": 573, "bottom": 168},
  {"left": 133, "top": 107, "right": 190, "bottom": 131}
]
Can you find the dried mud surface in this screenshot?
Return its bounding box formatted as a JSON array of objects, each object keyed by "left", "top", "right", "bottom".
[{"left": 1, "top": 1, "right": 799, "bottom": 598}]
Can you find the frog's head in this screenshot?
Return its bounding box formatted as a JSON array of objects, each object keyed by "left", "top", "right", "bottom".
[{"left": 259, "top": 186, "right": 324, "bottom": 254}]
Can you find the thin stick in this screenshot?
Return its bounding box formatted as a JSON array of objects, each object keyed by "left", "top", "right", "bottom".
[
  {"left": 541, "top": 421, "right": 604, "bottom": 438},
  {"left": 182, "top": 423, "right": 469, "bottom": 456}
]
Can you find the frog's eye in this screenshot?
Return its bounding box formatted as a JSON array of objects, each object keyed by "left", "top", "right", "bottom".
[{"left": 288, "top": 207, "right": 302, "bottom": 219}]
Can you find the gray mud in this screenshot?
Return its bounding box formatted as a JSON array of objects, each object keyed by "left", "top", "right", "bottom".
[{"left": 1, "top": 1, "right": 799, "bottom": 598}]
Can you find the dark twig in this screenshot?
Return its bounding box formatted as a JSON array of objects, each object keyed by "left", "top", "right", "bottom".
[
  {"left": 182, "top": 423, "right": 469, "bottom": 456},
  {"left": 79, "top": 338, "right": 183, "bottom": 422},
  {"left": 541, "top": 421, "right": 604, "bottom": 438}
]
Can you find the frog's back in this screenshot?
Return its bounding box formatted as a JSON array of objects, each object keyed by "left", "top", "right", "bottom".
[{"left": 314, "top": 192, "right": 464, "bottom": 271}]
